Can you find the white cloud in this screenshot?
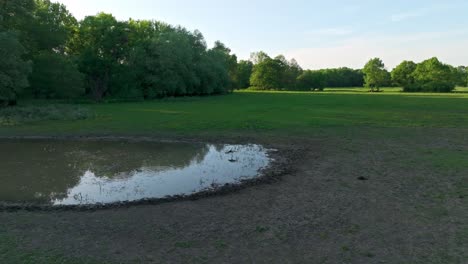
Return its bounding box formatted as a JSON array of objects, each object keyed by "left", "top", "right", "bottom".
[{"left": 284, "top": 30, "right": 468, "bottom": 69}]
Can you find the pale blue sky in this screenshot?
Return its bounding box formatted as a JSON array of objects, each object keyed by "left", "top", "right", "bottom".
[{"left": 57, "top": 0, "right": 468, "bottom": 69}]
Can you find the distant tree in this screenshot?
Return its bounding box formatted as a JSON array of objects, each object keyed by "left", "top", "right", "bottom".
[
  {"left": 391, "top": 60, "right": 417, "bottom": 87},
  {"left": 362, "top": 58, "right": 390, "bottom": 92},
  {"left": 236, "top": 60, "right": 253, "bottom": 89},
  {"left": 197, "top": 46, "right": 231, "bottom": 94},
  {"left": 452, "top": 66, "right": 468, "bottom": 87},
  {"left": 0, "top": 32, "right": 32, "bottom": 106},
  {"left": 130, "top": 31, "right": 197, "bottom": 98},
  {"left": 318, "top": 68, "right": 364, "bottom": 88},
  {"left": 29, "top": 52, "right": 84, "bottom": 99},
  {"left": 249, "top": 52, "right": 301, "bottom": 90},
  {"left": 250, "top": 51, "right": 270, "bottom": 64},
  {"left": 211, "top": 41, "right": 238, "bottom": 90},
  {"left": 405, "top": 57, "right": 456, "bottom": 93},
  {"left": 250, "top": 57, "right": 283, "bottom": 89},
  {"left": 284, "top": 58, "right": 303, "bottom": 89},
  {"left": 296, "top": 70, "right": 326, "bottom": 91}
]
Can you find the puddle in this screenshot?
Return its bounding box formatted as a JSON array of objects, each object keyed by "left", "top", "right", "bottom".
[{"left": 0, "top": 139, "right": 272, "bottom": 206}]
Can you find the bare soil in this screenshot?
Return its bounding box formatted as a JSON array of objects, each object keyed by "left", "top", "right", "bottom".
[{"left": 1, "top": 129, "right": 467, "bottom": 263}]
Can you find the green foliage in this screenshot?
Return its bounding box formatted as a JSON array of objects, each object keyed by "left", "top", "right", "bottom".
[
  {"left": 250, "top": 52, "right": 302, "bottom": 90},
  {"left": 452, "top": 66, "right": 467, "bottom": 87},
  {"left": 363, "top": 58, "right": 391, "bottom": 92},
  {"left": 0, "top": 103, "right": 91, "bottom": 126},
  {"left": 0, "top": 0, "right": 464, "bottom": 102},
  {"left": 297, "top": 70, "right": 326, "bottom": 91},
  {"left": 236, "top": 60, "right": 253, "bottom": 89},
  {"left": 30, "top": 0, "right": 77, "bottom": 53},
  {"left": 320, "top": 68, "right": 364, "bottom": 88},
  {"left": 29, "top": 52, "right": 84, "bottom": 99},
  {"left": 71, "top": 13, "right": 129, "bottom": 100},
  {"left": 0, "top": 32, "right": 32, "bottom": 106},
  {"left": 131, "top": 31, "right": 197, "bottom": 98},
  {"left": 250, "top": 51, "right": 362, "bottom": 91},
  {"left": 296, "top": 68, "right": 363, "bottom": 91},
  {"left": 405, "top": 57, "right": 456, "bottom": 93},
  {"left": 0, "top": 0, "right": 35, "bottom": 33},
  {"left": 391, "top": 60, "right": 417, "bottom": 87}
]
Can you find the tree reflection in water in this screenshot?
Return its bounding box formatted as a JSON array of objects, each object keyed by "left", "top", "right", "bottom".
[{"left": 0, "top": 139, "right": 270, "bottom": 205}]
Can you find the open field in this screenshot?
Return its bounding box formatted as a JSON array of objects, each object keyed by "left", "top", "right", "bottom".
[
  {"left": 1, "top": 90, "right": 468, "bottom": 263},
  {"left": 2, "top": 89, "right": 468, "bottom": 136}
]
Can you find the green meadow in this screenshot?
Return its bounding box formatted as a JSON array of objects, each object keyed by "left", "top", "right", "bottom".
[{"left": 2, "top": 88, "right": 468, "bottom": 137}]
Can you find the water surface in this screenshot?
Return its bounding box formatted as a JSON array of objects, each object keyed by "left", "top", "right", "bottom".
[{"left": 0, "top": 139, "right": 271, "bottom": 206}]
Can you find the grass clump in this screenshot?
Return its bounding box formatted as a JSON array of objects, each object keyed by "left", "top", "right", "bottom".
[{"left": 0, "top": 104, "right": 92, "bottom": 126}]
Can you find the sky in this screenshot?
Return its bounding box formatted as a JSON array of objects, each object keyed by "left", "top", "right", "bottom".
[{"left": 56, "top": 0, "right": 468, "bottom": 70}]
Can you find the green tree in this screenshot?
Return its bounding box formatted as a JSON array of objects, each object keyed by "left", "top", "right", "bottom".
[
  {"left": 0, "top": 32, "right": 32, "bottom": 106},
  {"left": 363, "top": 58, "right": 390, "bottom": 92},
  {"left": 70, "top": 13, "right": 130, "bottom": 100},
  {"left": 284, "top": 58, "right": 303, "bottom": 89},
  {"left": 211, "top": 41, "right": 238, "bottom": 90},
  {"left": 130, "top": 30, "right": 197, "bottom": 98},
  {"left": 391, "top": 60, "right": 417, "bottom": 87},
  {"left": 250, "top": 56, "right": 283, "bottom": 90},
  {"left": 452, "top": 66, "right": 467, "bottom": 87},
  {"left": 236, "top": 60, "right": 253, "bottom": 89},
  {"left": 29, "top": 52, "right": 84, "bottom": 99},
  {"left": 406, "top": 57, "right": 456, "bottom": 93},
  {"left": 250, "top": 51, "right": 270, "bottom": 64},
  {"left": 0, "top": 0, "right": 35, "bottom": 32},
  {"left": 31, "top": 0, "right": 77, "bottom": 53},
  {"left": 296, "top": 70, "right": 326, "bottom": 91}
]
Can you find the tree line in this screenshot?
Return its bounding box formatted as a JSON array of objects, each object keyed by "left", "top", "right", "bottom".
[
  {"left": 246, "top": 53, "right": 467, "bottom": 92},
  {"left": 0, "top": 0, "right": 240, "bottom": 106},
  {"left": 245, "top": 51, "right": 364, "bottom": 91},
  {"left": 1, "top": 0, "right": 467, "bottom": 107}
]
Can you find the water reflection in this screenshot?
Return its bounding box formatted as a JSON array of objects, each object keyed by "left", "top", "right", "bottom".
[{"left": 0, "top": 139, "right": 271, "bottom": 205}]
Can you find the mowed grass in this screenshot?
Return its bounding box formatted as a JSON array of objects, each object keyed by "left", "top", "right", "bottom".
[{"left": 2, "top": 88, "right": 468, "bottom": 137}]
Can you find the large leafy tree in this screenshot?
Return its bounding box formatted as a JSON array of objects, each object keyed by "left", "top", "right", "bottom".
[
  {"left": 31, "top": 0, "right": 77, "bottom": 53},
  {"left": 362, "top": 58, "right": 390, "bottom": 92},
  {"left": 130, "top": 30, "right": 197, "bottom": 98},
  {"left": 391, "top": 60, "right": 417, "bottom": 87},
  {"left": 70, "top": 13, "right": 130, "bottom": 100},
  {"left": 406, "top": 57, "right": 456, "bottom": 93},
  {"left": 0, "top": 0, "right": 35, "bottom": 32},
  {"left": 236, "top": 60, "right": 253, "bottom": 89},
  {"left": 0, "top": 32, "right": 32, "bottom": 106},
  {"left": 211, "top": 41, "right": 238, "bottom": 90},
  {"left": 250, "top": 52, "right": 302, "bottom": 90},
  {"left": 250, "top": 56, "right": 283, "bottom": 90},
  {"left": 29, "top": 52, "right": 84, "bottom": 99}
]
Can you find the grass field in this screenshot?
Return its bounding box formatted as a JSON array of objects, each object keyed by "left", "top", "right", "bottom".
[
  {"left": 1, "top": 88, "right": 468, "bottom": 263},
  {"left": 2, "top": 88, "right": 468, "bottom": 137}
]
